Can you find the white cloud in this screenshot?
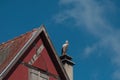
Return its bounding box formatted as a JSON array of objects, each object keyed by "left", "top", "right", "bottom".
[
  {"left": 113, "top": 70, "right": 120, "bottom": 80},
  {"left": 84, "top": 45, "right": 96, "bottom": 57},
  {"left": 55, "top": 0, "right": 114, "bottom": 37},
  {"left": 91, "top": 72, "right": 99, "bottom": 80},
  {"left": 54, "top": 0, "right": 120, "bottom": 79}
]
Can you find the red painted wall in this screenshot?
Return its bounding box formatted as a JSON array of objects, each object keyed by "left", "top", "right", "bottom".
[{"left": 8, "top": 38, "right": 59, "bottom": 80}]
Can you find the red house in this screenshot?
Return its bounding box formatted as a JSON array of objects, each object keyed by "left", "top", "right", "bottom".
[{"left": 0, "top": 25, "right": 74, "bottom": 80}]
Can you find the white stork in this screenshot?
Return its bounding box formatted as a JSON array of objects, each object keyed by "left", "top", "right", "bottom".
[{"left": 62, "top": 40, "right": 69, "bottom": 55}]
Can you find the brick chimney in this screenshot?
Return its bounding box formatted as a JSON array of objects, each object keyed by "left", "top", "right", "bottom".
[
  {"left": 60, "top": 40, "right": 75, "bottom": 80},
  {"left": 60, "top": 55, "right": 75, "bottom": 80}
]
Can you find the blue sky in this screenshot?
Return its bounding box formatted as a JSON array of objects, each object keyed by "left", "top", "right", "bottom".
[{"left": 0, "top": 0, "right": 120, "bottom": 80}]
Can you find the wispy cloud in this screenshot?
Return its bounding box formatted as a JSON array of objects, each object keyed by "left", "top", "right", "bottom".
[
  {"left": 54, "top": 0, "right": 120, "bottom": 79},
  {"left": 91, "top": 71, "right": 99, "bottom": 80},
  {"left": 83, "top": 44, "right": 97, "bottom": 58},
  {"left": 54, "top": 0, "right": 114, "bottom": 36},
  {"left": 113, "top": 70, "right": 120, "bottom": 80}
]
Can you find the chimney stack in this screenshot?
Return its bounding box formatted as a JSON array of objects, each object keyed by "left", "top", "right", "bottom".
[{"left": 60, "top": 40, "right": 75, "bottom": 80}]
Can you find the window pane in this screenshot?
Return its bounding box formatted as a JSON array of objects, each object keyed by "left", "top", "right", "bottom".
[
  {"left": 29, "top": 68, "right": 49, "bottom": 80},
  {"left": 39, "top": 72, "right": 48, "bottom": 80},
  {"left": 31, "top": 72, "right": 38, "bottom": 80}
]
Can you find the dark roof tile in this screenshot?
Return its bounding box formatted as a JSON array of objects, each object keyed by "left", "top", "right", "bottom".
[{"left": 0, "top": 30, "right": 37, "bottom": 73}]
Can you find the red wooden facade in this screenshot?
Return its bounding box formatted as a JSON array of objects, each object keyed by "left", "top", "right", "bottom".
[{"left": 0, "top": 26, "right": 69, "bottom": 80}]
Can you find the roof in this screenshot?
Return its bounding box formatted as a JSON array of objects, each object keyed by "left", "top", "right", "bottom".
[
  {"left": 0, "top": 25, "right": 70, "bottom": 80},
  {"left": 0, "top": 29, "right": 37, "bottom": 73}
]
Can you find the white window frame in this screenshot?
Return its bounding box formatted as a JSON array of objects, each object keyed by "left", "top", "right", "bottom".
[{"left": 29, "top": 68, "right": 49, "bottom": 80}]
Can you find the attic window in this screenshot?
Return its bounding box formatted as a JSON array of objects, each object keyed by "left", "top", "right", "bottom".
[{"left": 29, "top": 68, "right": 49, "bottom": 80}]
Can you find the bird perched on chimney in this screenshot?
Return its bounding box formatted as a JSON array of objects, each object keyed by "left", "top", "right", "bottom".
[{"left": 62, "top": 40, "right": 69, "bottom": 55}]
